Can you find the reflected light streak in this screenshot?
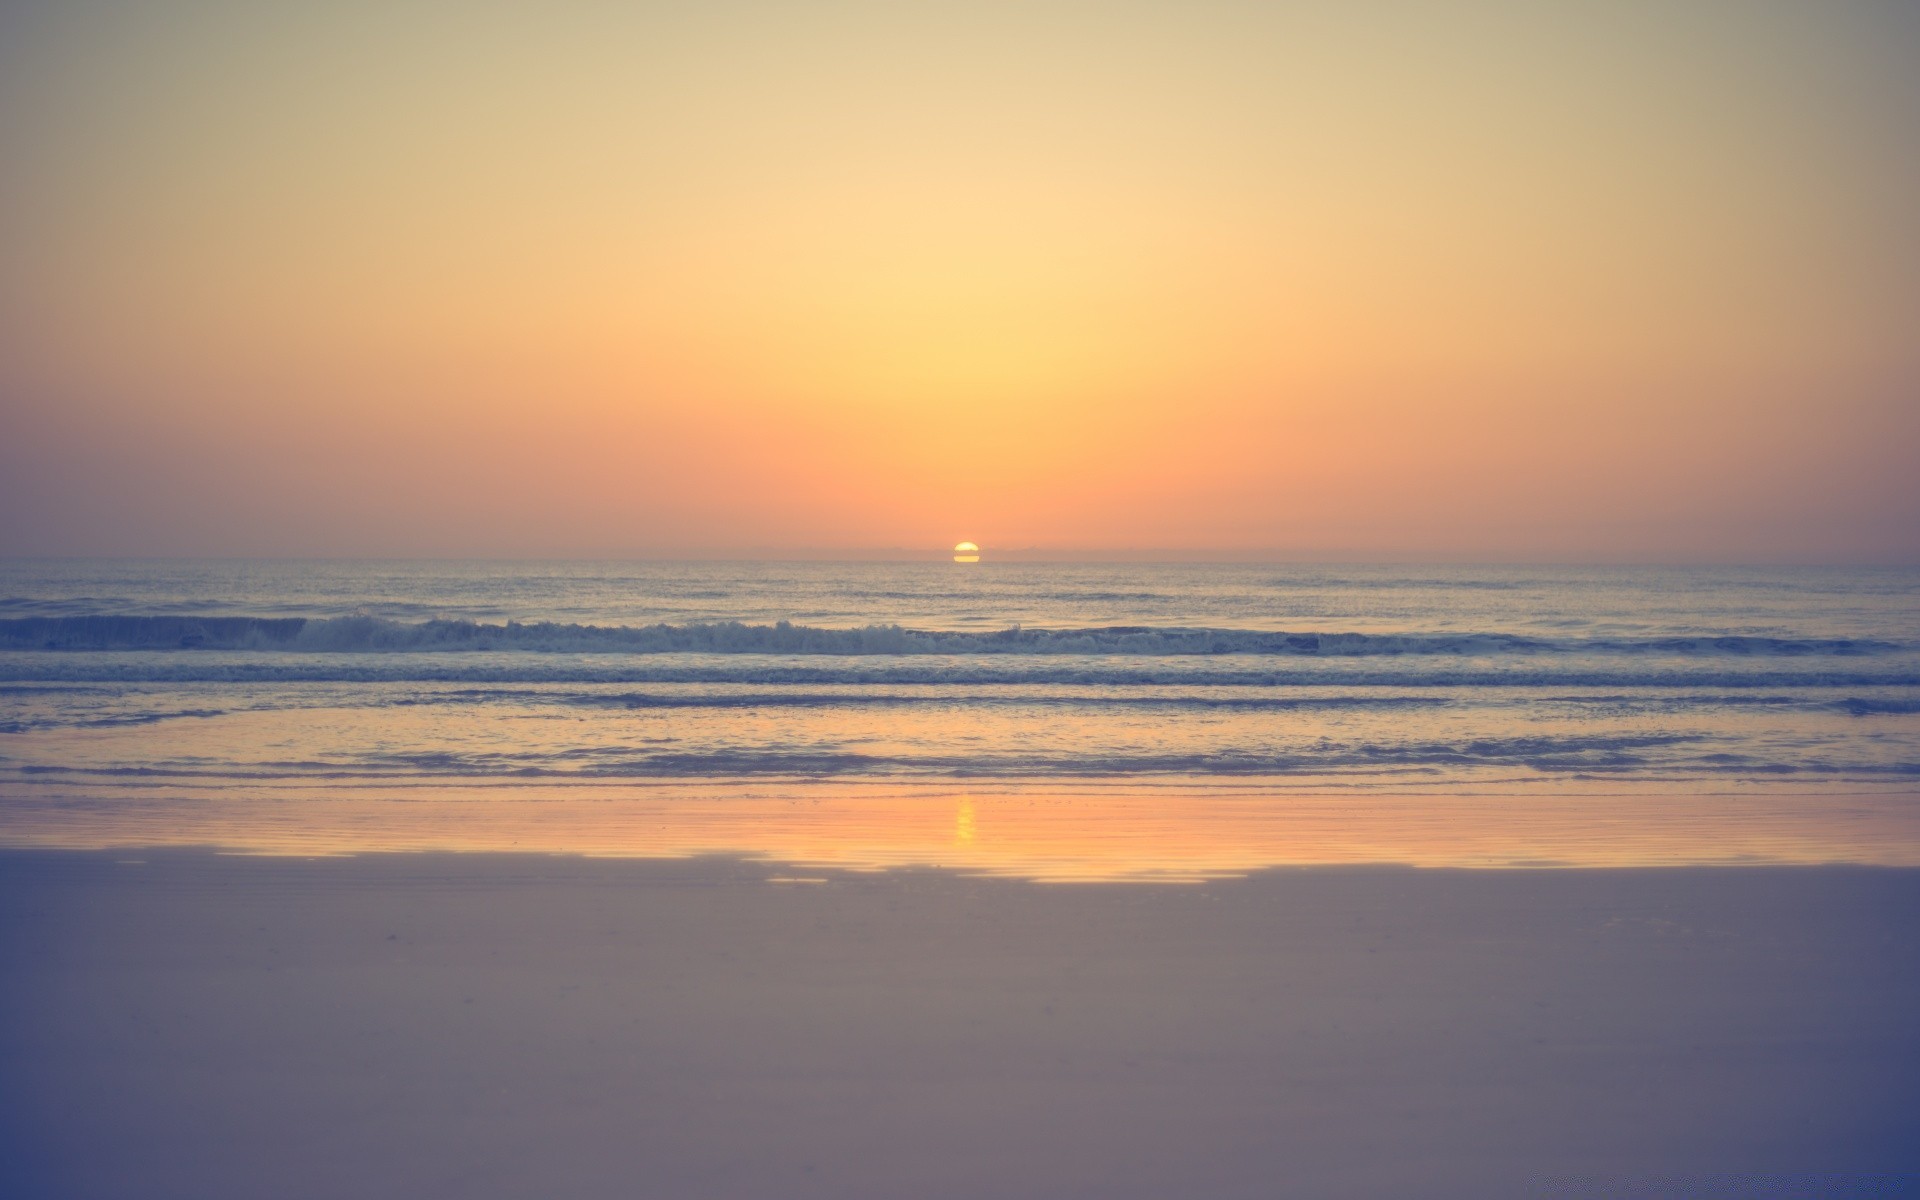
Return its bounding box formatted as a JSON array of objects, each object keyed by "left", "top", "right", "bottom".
[{"left": 3, "top": 780, "right": 1918, "bottom": 882}]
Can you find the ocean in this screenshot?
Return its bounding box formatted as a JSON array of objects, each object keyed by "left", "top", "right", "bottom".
[{"left": 3, "top": 559, "right": 1917, "bottom": 874}]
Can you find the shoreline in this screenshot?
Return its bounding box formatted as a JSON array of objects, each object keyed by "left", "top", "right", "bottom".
[{"left": 4, "top": 779, "right": 1917, "bottom": 879}]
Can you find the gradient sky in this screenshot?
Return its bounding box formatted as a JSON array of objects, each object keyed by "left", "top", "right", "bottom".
[{"left": 2, "top": 0, "right": 1916, "bottom": 560}]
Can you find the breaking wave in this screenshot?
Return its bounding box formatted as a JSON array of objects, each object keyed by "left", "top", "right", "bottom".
[
  {"left": 4, "top": 655, "right": 1916, "bottom": 689},
  {"left": 0, "top": 614, "right": 1900, "bottom": 657}
]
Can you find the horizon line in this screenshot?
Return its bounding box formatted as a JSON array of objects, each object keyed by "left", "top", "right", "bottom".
[{"left": 3, "top": 550, "right": 1916, "bottom": 569}]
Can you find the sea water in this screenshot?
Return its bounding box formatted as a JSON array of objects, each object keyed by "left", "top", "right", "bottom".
[
  {"left": 3, "top": 559, "right": 1918, "bottom": 784},
  {"left": 2, "top": 561, "right": 1917, "bottom": 872}
]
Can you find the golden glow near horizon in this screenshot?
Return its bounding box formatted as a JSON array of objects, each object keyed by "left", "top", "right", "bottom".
[
  {"left": 954, "top": 541, "right": 980, "bottom": 563},
  {"left": 0, "top": 1, "right": 1916, "bottom": 561}
]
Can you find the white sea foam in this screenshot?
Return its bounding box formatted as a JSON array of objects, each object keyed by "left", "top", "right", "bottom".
[{"left": 0, "top": 614, "right": 1901, "bottom": 656}]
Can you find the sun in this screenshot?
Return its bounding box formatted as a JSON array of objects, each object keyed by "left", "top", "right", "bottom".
[{"left": 953, "top": 541, "right": 980, "bottom": 564}]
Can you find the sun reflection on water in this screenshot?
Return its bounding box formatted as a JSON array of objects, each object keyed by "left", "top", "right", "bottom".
[{"left": 3, "top": 779, "right": 1918, "bottom": 882}]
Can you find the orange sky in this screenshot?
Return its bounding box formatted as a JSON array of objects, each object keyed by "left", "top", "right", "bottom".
[{"left": 2, "top": 1, "right": 1916, "bottom": 560}]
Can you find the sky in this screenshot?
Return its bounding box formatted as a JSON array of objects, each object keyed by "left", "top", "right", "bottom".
[{"left": 1, "top": 0, "right": 1916, "bottom": 561}]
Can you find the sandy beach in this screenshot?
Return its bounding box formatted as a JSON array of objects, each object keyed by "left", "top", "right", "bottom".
[{"left": 4, "top": 850, "right": 1915, "bottom": 1198}]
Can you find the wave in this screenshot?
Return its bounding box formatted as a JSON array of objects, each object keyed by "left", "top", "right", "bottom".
[
  {"left": 4, "top": 657, "right": 1916, "bottom": 689},
  {"left": 0, "top": 615, "right": 1900, "bottom": 658},
  {"left": 13, "top": 684, "right": 1912, "bottom": 731},
  {"left": 407, "top": 689, "right": 1453, "bottom": 712},
  {"left": 1264, "top": 576, "right": 1530, "bottom": 591},
  {"left": 14, "top": 734, "right": 1918, "bottom": 780},
  {"left": 1836, "top": 696, "right": 1920, "bottom": 716},
  {"left": 0, "top": 707, "right": 229, "bottom": 734}
]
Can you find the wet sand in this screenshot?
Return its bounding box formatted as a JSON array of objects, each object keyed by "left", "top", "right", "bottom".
[
  {"left": 7, "top": 780, "right": 1919, "bottom": 877},
  {"left": 3, "top": 851, "right": 1917, "bottom": 1198}
]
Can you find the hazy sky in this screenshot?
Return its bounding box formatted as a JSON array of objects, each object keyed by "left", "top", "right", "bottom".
[{"left": 2, "top": 0, "right": 1916, "bottom": 560}]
